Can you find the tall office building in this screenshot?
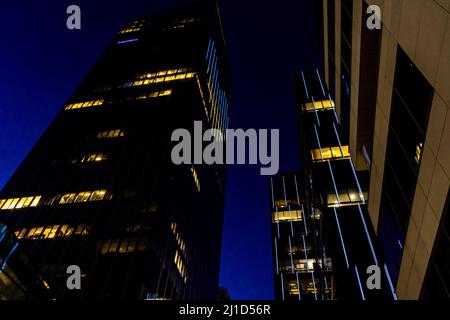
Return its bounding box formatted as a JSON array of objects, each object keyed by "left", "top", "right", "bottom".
[
  {"left": 270, "top": 70, "right": 392, "bottom": 300},
  {"left": 323, "top": 0, "right": 450, "bottom": 299},
  {"left": 0, "top": 2, "right": 231, "bottom": 300}
]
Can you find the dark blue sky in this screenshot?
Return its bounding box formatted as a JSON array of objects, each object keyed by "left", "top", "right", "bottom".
[{"left": 0, "top": 0, "right": 321, "bottom": 299}]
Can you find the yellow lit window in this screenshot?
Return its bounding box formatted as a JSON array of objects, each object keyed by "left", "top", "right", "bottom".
[
  {"left": 0, "top": 195, "right": 42, "bottom": 210},
  {"left": 272, "top": 209, "right": 302, "bottom": 222},
  {"left": 90, "top": 190, "right": 107, "bottom": 201},
  {"left": 191, "top": 167, "right": 200, "bottom": 192},
  {"left": 303, "top": 99, "right": 335, "bottom": 112},
  {"left": 415, "top": 143, "right": 423, "bottom": 164},
  {"left": 65, "top": 99, "right": 104, "bottom": 110},
  {"left": 311, "top": 145, "right": 351, "bottom": 162},
  {"left": 326, "top": 189, "right": 367, "bottom": 208},
  {"left": 60, "top": 193, "right": 76, "bottom": 204},
  {"left": 97, "top": 129, "right": 125, "bottom": 139},
  {"left": 74, "top": 192, "right": 91, "bottom": 203},
  {"left": 130, "top": 69, "right": 195, "bottom": 88},
  {"left": 331, "top": 147, "right": 343, "bottom": 158},
  {"left": 79, "top": 153, "right": 108, "bottom": 163}
]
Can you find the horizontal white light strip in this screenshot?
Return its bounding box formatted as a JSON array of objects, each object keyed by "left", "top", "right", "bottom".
[
  {"left": 301, "top": 204, "right": 308, "bottom": 236},
  {"left": 357, "top": 204, "right": 378, "bottom": 265},
  {"left": 384, "top": 264, "right": 398, "bottom": 300},
  {"left": 274, "top": 237, "right": 279, "bottom": 274},
  {"left": 301, "top": 71, "right": 309, "bottom": 100},
  {"left": 289, "top": 206, "right": 294, "bottom": 237},
  {"left": 312, "top": 96, "right": 321, "bottom": 126},
  {"left": 348, "top": 159, "right": 365, "bottom": 204},
  {"left": 333, "top": 207, "right": 350, "bottom": 269},
  {"left": 328, "top": 160, "right": 341, "bottom": 206},
  {"left": 295, "top": 272, "right": 302, "bottom": 300},
  {"left": 294, "top": 175, "right": 301, "bottom": 206},
  {"left": 314, "top": 124, "right": 324, "bottom": 161},
  {"left": 270, "top": 178, "right": 275, "bottom": 208},
  {"left": 355, "top": 265, "right": 366, "bottom": 300},
  {"left": 316, "top": 68, "right": 326, "bottom": 98},
  {"left": 311, "top": 268, "right": 318, "bottom": 300},
  {"left": 302, "top": 234, "right": 317, "bottom": 300},
  {"left": 205, "top": 38, "right": 212, "bottom": 60},
  {"left": 329, "top": 93, "right": 340, "bottom": 124},
  {"left": 332, "top": 122, "right": 344, "bottom": 159},
  {"left": 288, "top": 236, "right": 295, "bottom": 273}
]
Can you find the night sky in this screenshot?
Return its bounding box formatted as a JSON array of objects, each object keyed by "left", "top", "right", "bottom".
[{"left": 0, "top": 0, "right": 321, "bottom": 299}]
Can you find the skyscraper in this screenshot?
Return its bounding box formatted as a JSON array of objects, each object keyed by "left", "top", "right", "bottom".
[
  {"left": 270, "top": 70, "right": 391, "bottom": 300},
  {"left": 323, "top": 0, "right": 450, "bottom": 299},
  {"left": 0, "top": 2, "right": 231, "bottom": 300}
]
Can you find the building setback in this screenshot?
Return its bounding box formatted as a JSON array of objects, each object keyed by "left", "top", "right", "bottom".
[
  {"left": 0, "top": 2, "right": 231, "bottom": 300},
  {"left": 323, "top": 0, "right": 450, "bottom": 299}
]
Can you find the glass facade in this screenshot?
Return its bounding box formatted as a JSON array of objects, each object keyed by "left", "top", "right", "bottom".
[
  {"left": 270, "top": 70, "right": 392, "bottom": 300},
  {"left": 0, "top": 3, "right": 230, "bottom": 300},
  {"left": 378, "top": 46, "right": 434, "bottom": 284},
  {"left": 421, "top": 189, "right": 450, "bottom": 300}
]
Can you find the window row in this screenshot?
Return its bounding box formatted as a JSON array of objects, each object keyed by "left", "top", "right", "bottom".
[
  {"left": 303, "top": 99, "right": 335, "bottom": 112},
  {"left": 272, "top": 209, "right": 302, "bottom": 223},
  {"left": 191, "top": 167, "right": 201, "bottom": 192},
  {"left": 72, "top": 153, "right": 109, "bottom": 164},
  {"left": 118, "top": 27, "right": 141, "bottom": 34},
  {"left": 135, "top": 89, "right": 172, "bottom": 99},
  {"left": 137, "top": 68, "right": 189, "bottom": 80},
  {"left": 311, "top": 145, "right": 350, "bottom": 162},
  {"left": 121, "top": 72, "right": 195, "bottom": 88},
  {"left": 326, "top": 189, "right": 368, "bottom": 207},
  {"left": 174, "top": 249, "right": 188, "bottom": 283},
  {"left": 14, "top": 224, "right": 89, "bottom": 240},
  {"left": 100, "top": 237, "right": 147, "bottom": 254},
  {"left": 97, "top": 129, "right": 125, "bottom": 139},
  {"left": 0, "top": 196, "right": 41, "bottom": 211},
  {"left": 279, "top": 258, "right": 332, "bottom": 274},
  {"left": 171, "top": 222, "right": 187, "bottom": 258},
  {"left": 48, "top": 190, "right": 112, "bottom": 205},
  {"left": 65, "top": 99, "right": 104, "bottom": 110}
]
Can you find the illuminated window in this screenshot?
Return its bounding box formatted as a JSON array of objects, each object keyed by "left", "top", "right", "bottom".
[
  {"left": 118, "top": 27, "right": 141, "bottom": 34},
  {"left": 123, "top": 69, "right": 194, "bottom": 88},
  {"left": 0, "top": 196, "right": 41, "bottom": 210},
  {"left": 15, "top": 224, "right": 89, "bottom": 240},
  {"left": 311, "top": 145, "right": 350, "bottom": 162},
  {"left": 303, "top": 99, "right": 335, "bottom": 112},
  {"left": 171, "top": 221, "right": 187, "bottom": 257},
  {"left": 133, "top": 89, "right": 172, "bottom": 100},
  {"left": 97, "top": 129, "right": 125, "bottom": 139},
  {"left": 272, "top": 209, "right": 302, "bottom": 222},
  {"left": 415, "top": 143, "right": 423, "bottom": 164},
  {"left": 76, "top": 153, "right": 109, "bottom": 164},
  {"left": 65, "top": 99, "right": 104, "bottom": 110},
  {"left": 174, "top": 250, "right": 187, "bottom": 283},
  {"left": 191, "top": 167, "right": 200, "bottom": 192},
  {"left": 326, "top": 189, "right": 368, "bottom": 207},
  {"left": 100, "top": 237, "right": 142, "bottom": 254},
  {"left": 58, "top": 190, "right": 112, "bottom": 205}
]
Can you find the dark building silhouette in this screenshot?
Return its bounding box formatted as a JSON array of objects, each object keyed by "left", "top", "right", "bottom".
[
  {"left": 270, "top": 70, "right": 393, "bottom": 300},
  {"left": 0, "top": 2, "right": 230, "bottom": 300}
]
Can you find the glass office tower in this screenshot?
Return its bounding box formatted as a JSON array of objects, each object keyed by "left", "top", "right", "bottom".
[
  {"left": 270, "top": 70, "right": 393, "bottom": 300},
  {"left": 0, "top": 2, "right": 231, "bottom": 300}
]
